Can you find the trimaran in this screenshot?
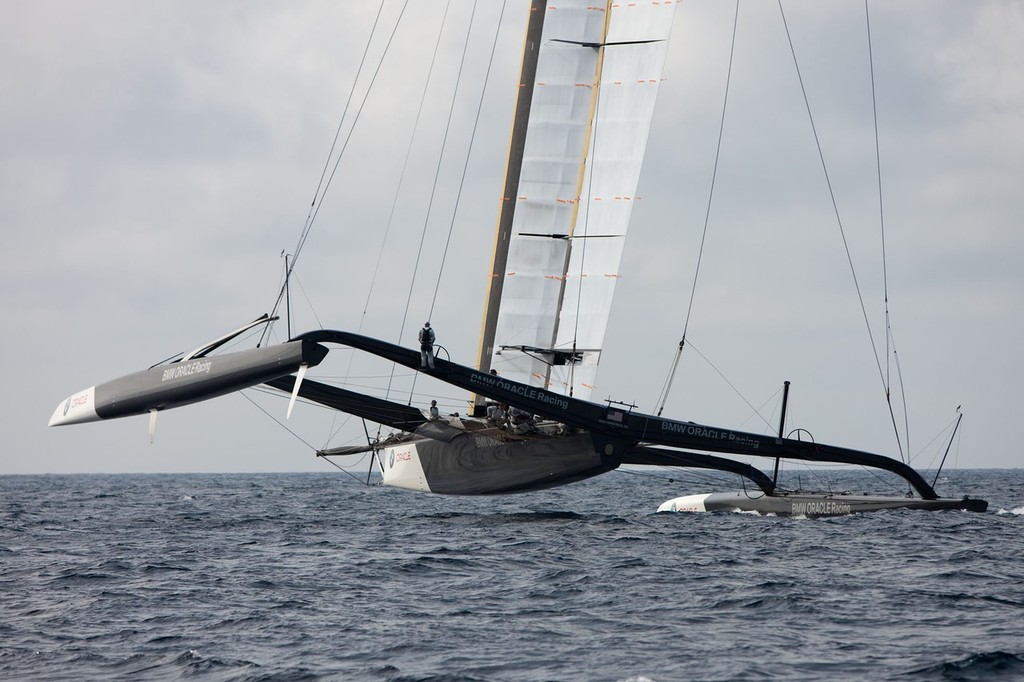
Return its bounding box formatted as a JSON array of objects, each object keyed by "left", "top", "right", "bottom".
[{"left": 49, "top": 1, "right": 986, "bottom": 517}]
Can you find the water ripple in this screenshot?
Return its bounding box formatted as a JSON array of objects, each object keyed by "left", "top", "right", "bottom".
[{"left": 0, "top": 469, "right": 1021, "bottom": 680}]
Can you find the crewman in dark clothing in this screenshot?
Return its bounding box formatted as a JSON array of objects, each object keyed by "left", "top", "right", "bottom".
[{"left": 419, "top": 322, "right": 435, "bottom": 369}]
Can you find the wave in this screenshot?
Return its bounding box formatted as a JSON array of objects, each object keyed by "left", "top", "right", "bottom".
[
  {"left": 903, "top": 651, "right": 1024, "bottom": 679},
  {"left": 996, "top": 506, "right": 1024, "bottom": 515},
  {"left": 4, "top": 469, "right": 1024, "bottom": 681}
]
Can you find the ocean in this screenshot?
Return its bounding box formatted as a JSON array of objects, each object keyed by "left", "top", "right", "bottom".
[{"left": 2, "top": 468, "right": 1022, "bottom": 681}]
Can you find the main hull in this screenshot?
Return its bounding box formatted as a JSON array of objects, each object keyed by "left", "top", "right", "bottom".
[
  {"left": 658, "top": 491, "right": 988, "bottom": 517},
  {"left": 378, "top": 429, "right": 615, "bottom": 495}
]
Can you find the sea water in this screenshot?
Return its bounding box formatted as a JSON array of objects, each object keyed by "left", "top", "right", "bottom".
[{"left": 2, "top": 468, "right": 1022, "bottom": 681}]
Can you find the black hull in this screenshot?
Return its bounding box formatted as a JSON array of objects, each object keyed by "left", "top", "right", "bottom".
[{"left": 50, "top": 340, "right": 327, "bottom": 426}]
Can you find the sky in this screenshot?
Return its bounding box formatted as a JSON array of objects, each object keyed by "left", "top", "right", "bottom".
[{"left": 2, "top": 0, "right": 1021, "bottom": 476}]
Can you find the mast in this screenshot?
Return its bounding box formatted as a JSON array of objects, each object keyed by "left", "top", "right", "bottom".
[{"left": 473, "top": 0, "right": 547, "bottom": 414}]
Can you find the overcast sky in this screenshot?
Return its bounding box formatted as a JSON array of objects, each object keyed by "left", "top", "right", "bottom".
[{"left": 2, "top": 0, "right": 1021, "bottom": 478}]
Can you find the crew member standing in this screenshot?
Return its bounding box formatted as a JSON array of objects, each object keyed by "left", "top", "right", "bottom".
[{"left": 419, "top": 321, "right": 435, "bottom": 369}]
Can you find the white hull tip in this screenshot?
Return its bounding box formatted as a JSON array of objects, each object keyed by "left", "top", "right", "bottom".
[
  {"left": 49, "top": 386, "right": 99, "bottom": 426},
  {"left": 657, "top": 494, "right": 711, "bottom": 513}
]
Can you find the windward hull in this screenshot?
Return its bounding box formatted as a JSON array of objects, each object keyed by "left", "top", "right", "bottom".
[{"left": 49, "top": 340, "right": 327, "bottom": 426}]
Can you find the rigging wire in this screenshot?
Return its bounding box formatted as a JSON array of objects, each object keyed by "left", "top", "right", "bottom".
[
  {"left": 363, "top": 0, "right": 462, "bottom": 344},
  {"left": 319, "top": 451, "right": 375, "bottom": 486},
  {"left": 349, "top": 0, "right": 460, "bottom": 442},
  {"left": 259, "top": 0, "right": 413, "bottom": 452},
  {"left": 428, "top": 0, "right": 511, "bottom": 316},
  {"left": 776, "top": 0, "right": 894, "bottom": 444},
  {"left": 655, "top": 0, "right": 740, "bottom": 417},
  {"left": 406, "top": 0, "right": 479, "bottom": 327},
  {"left": 907, "top": 411, "right": 962, "bottom": 469},
  {"left": 297, "top": 0, "right": 414, "bottom": 273},
  {"left": 288, "top": 270, "right": 325, "bottom": 332},
  {"left": 865, "top": 0, "right": 909, "bottom": 463},
  {"left": 399, "top": 0, "right": 483, "bottom": 406},
  {"left": 683, "top": 339, "right": 777, "bottom": 433},
  {"left": 261, "top": 0, "right": 395, "bottom": 346},
  {"left": 239, "top": 391, "right": 320, "bottom": 452},
  {"left": 931, "top": 408, "right": 963, "bottom": 487},
  {"left": 866, "top": 0, "right": 890, "bottom": 398}
]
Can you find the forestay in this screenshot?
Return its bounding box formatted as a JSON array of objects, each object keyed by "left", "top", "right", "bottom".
[{"left": 483, "top": 0, "right": 676, "bottom": 400}]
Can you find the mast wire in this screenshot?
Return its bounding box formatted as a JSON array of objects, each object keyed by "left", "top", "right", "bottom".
[
  {"left": 264, "top": 0, "right": 412, "bottom": 452},
  {"left": 362, "top": 0, "right": 458, "bottom": 421},
  {"left": 263, "top": 0, "right": 411, "bottom": 346},
  {"left": 428, "top": 0, "right": 511, "bottom": 316},
  {"left": 776, "top": 0, "right": 893, "bottom": 446},
  {"left": 655, "top": 0, "right": 740, "bottom": 417},
  {"left": 865, "top": 0, "right": 909, "bottom": 463},
  {"left": 685, "top": 339, "right": 777, "bottom": 433},
  {"left": 656, "top": 2, "right": 909, "bottom": 465},
  {"left": 399, "top": 0, "right": 483, "bottom": 406},
  {"left": 300, "top": 0, "right": 412, "bottom": 274}
]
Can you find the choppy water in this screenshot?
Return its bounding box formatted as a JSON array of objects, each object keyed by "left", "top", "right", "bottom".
[{"left": 2, "top": 468, "right": 1022, "bottom": 681}]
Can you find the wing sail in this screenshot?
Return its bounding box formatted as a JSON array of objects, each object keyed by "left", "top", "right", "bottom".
[{"left": 480, "top": 1, "right": 676, "bottom": 401}]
